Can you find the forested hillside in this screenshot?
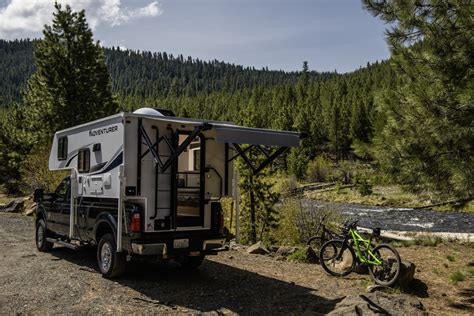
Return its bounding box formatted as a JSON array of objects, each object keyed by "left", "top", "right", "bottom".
[
  {"left": 0, "top": 39, "right": 334, "bottom": 107},
  {"left": 0, "top": 35, "right": 395, "bottom": 194}
]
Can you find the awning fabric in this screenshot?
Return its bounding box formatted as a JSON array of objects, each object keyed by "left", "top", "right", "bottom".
[{"left": 214, "top": 126, "right": 301, "bottom": 147}]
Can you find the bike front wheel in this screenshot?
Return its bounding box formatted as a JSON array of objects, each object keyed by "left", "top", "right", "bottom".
[
  {"left": 368, "top": 244, "right": 401, "bottom": 286},
  {"left": 319, "top": 240, "right": 356, "bottom": 277}
]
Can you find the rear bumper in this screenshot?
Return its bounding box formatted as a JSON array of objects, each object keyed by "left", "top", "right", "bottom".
[{"left": 128, "top": 235, "right": 226, "bottom": 257}]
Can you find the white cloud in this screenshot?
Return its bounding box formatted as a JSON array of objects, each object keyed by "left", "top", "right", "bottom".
[{"left": 0, "top": 0, "right": 162, "bottom": 39}]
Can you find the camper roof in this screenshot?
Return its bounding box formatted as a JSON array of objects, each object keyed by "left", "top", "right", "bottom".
[{"left": 55, "top": 112, "right": 304, "bottom": 148}]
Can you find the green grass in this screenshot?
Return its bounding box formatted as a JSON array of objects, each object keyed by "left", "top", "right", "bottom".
[
  {"left": 432, "top": 267, "right": 442, "bottom": 275},
  {"left": 392, "top": 235, "right": 443, "bottom": 248},
  {"left": 449, "top": 271, "right": 465, "bottom": 284},
  {"left": 446, "top": 254, "right": 456, "bottom": 262},
  {"left": 287, "top": 247, "right": 310, "bottom": 263}
]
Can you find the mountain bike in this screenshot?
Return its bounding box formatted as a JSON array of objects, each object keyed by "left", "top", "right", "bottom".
[
  {"left": 319, "top": 219, "right": 401, "bottom": 286},
  {"left": 306, "top": 214, "right": 342, "bottom": 253}
]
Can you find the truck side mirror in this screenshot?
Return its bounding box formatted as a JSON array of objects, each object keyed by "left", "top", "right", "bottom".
[{"left": 34, "top": 188, "right": 44, "bottom": 202}]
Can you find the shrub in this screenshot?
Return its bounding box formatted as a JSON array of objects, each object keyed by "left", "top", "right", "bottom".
[
  {"left": 354, "top": 173, "right": 373, "bottom": 196},
  {"left": 19, "top": 146, "right": 68, "bottom": 193},
  {"left": 414, "top": 235, "right": 443, "bottom": 247},
  {"left": 306, "top": 155, "right": 332, "bottom": 183},
  {"left": 287, "top": 248, "right": 308, "bottom": 263},
  {"left": 449, "top": 271, "right": 465, "bottom": 284},
  {"left": 270, "top": 198, "right": 344, "bottom": 246},
  {"left": 277, "top": 175, "right": 298, "bottom": 196}
]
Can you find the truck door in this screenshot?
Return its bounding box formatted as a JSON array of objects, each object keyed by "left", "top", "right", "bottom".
[{"left": 51, "top": 177, "right": 71, "bottom": 236}]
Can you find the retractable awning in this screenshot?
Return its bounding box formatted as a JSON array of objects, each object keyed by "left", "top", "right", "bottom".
[{"left": 214, "top": 125, "right": 302, "bottom": 147}]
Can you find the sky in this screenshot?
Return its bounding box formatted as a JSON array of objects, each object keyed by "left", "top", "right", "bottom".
[{"left": 0, "top": 0, "right": 390, "bottom": 73}]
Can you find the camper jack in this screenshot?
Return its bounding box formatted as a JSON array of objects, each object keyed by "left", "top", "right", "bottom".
[{"left": 34, "top": 108, "right": 304, "bottom": 278}]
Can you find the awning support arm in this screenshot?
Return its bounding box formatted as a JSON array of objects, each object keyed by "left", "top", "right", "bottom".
[
  {"left": 230, "top": 143, "right": 290, "bottom": 175},
  {"left": 254, "top": 146, "right": 289, "bottom": 174}
]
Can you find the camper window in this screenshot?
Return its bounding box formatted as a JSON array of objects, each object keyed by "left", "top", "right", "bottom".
[
  {"left": 58, "top": 137, "right": 68, "bottom": 160},
  {"left": 78, "top": 148, "right": 90, "bottom": 173}
]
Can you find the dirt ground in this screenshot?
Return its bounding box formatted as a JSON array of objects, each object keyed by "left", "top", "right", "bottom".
[{"left": 0, "top": 213, "right": 472, "bottom": 315}]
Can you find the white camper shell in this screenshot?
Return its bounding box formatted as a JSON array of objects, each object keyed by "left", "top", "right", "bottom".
[{"left": 48, "top": 109, "right": 303, "bottom": 253}]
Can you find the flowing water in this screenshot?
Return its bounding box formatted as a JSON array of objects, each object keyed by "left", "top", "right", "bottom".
[{"left": 302, "top": 200, "right": 474, "bottom": 233}]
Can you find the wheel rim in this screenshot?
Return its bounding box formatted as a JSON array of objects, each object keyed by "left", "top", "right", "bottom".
[
  {"left": 37, "top": 225, "right": 44, "bottom": 248},
  {"left": 321, "top": 241, "right": 354, "bottom": 275},
  {"left": 369, "top": 245, "right": 400, "bottom": 285},
  {"left": 101, "top": 242, "right": 113, "bottom": 272}
]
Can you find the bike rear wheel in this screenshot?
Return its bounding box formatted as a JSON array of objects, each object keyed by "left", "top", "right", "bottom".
[
  {"left": 368, "top": 244, "right": 401, "bottom": 286},
  {"left": 320, "top": 240, "right": 356, "bottom": 277},
  {"left": 307, "top": 236, "right": 327, "bottom": 253}
]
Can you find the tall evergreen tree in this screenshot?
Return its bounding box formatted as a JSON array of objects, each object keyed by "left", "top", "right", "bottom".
[
  {"left": 364, "top": 0, "right": 474, "bottom": 199},
  {"left": 23, "top": 3, "right": 116, "bottom": 144}
]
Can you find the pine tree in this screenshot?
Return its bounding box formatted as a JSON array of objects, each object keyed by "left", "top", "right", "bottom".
[
  {"left": 23, "top": 3, "right": 116, "bottom": 144},
  {"left": 364, "top": 1, "right": 474, "bottom": 199}
]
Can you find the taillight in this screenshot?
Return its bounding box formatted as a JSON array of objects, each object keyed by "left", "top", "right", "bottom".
[{"left": 130, "top": 212, "right": 141, "bottom": 233}]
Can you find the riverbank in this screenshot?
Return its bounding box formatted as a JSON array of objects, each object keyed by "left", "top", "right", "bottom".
[{"left": 301, "top": 183, "right": 474, "bottom": 213}]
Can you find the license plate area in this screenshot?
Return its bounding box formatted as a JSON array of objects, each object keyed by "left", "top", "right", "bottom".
[{"left": 173, "top": 238, "right": 189, "bottom": 249}]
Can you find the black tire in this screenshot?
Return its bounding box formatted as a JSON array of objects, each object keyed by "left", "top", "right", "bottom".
[
  {"left": 368, "top": 244, "right": 401, "bottom": 286},
  {"left": 36, "top": 219, "right": 53, "bottom": 252},
  {"left": 97, "top": 233, "right": 126, "bottom": 278},
  {"left": 181, "top": 255, "right": 205, "bottom": 269},
  {"left": 320, "top": 240, "right": 356, "bottom": 277}
]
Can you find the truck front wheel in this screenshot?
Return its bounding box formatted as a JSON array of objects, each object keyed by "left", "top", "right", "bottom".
[
  {"left": 97, "top": 233, "right": 126, "bottom": 278},
  {"left": 36, "top": 219, "right": 53, "bottom": 252}
]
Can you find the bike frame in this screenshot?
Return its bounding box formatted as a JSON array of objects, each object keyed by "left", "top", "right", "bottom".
[{"left": 349, "top": 228, "right": 382, "bottom": 265}]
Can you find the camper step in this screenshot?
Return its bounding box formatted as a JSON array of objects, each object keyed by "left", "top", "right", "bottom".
[{"left": 46, "top": 238, "right": 81, "bottom": 250}]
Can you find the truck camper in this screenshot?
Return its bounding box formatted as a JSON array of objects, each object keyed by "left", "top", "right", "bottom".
[{"left": 34, "top": 108, "right": 304, "bottom": 277}]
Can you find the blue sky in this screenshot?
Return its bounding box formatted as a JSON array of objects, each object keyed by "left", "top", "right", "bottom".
[{"left": 0, "top": 0, "right": 390, "bottom": 73}]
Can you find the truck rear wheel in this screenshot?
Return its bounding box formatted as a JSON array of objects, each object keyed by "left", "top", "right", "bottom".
[
  {"left": 36, "top": 219, "right": 53, "bottom": 252},
  {"left": 97, "top": 233, "right": 126, "bottom": 278}
]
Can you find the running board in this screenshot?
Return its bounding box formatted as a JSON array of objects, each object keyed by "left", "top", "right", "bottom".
[{"left": 46, "top": 238, "right": 80, "bottom": 250}]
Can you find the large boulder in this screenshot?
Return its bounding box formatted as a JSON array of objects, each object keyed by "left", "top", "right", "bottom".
[
  {"left": 246, "top": 241, "right": 270, "bottom": 255},
  {"left": 327, "top": 292, "right": 424, "bottom": 315},
  {"left": 398, "top": 261, "right": 416, "bottom": 287}
]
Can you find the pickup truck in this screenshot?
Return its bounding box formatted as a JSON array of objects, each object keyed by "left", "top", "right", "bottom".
[{"left": 34, "top": 176, "right": 226, "bottom": 278}]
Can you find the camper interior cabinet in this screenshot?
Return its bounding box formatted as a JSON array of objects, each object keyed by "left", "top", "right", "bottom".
[{"left": 35, "top": 108, "right": 303, "bottom": 278}]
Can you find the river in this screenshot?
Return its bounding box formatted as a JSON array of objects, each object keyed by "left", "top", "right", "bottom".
[{"left": 302, "top": 200, "right": 474, "bottom": 233}]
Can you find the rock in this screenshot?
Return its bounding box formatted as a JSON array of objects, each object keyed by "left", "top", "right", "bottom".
[
  {"left": 246, "top": 241, "right": 269, "bottom": 255},
  {"left": 398, "top": 261, "right": 416, "bottom": 287},
  {"left": 269, "top": 245, "right": 279, "bottom": 252},
  {"left": 24, "top": 203, "right": 37, "bottom": 216},
  {"left": 275, "top": 246, "right": 297, "bottom": 257},
  {"left": 0, "top": 198, "right": 25, "bottom": 213},
  {"left": 302, "top": 246, "right": 319, "bottom": 264},
  {"left": 328, "top": 292, "right": 424, "bottom": 315}
]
